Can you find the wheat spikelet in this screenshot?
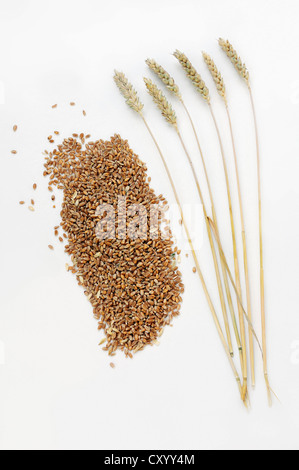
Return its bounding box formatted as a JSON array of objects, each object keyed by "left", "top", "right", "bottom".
[
  {"left": 202, "top": 52, "right": 227, "bottom": 104},
  {"left": 218, "top": 39, "right": 249, "bottom": 84},
  {"left": 114, "top": 71, "right": 144, "bottom": 114},
  {"left": 146, "top": 59, "right": 181, "bottom": 100},
  {"left": 173, "top": 50, "right": 210, "bottom": 103},
  {"left": 144, "top": 78, "right": 177, "bottom": 127}
]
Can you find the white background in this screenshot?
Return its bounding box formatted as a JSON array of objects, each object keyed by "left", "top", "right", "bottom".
[{"left": 0, "top": 0, "right": 299, "bottom": 451}]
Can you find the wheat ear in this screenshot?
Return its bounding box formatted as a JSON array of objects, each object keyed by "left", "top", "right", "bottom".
[
  {"left": 218, "top": 39, "right": 272, "bottom": 404},
  {"left": 145, "top": 59, "right": 182, "bottom": 99},
  {"left": 203, "top": 52, "right": 255, "bottom": 388},
  {"left": 173, "top": 50, "right": 210, "bottom": 102},
  {"left": 143, "top": 78, "right": 177, "bottom": 127},
  {"left": 146, "top": 58, "right": 243, "bottom": 363},
  {"left": 218, "top": 39, "right": 249, "bottom": 84},
  {"left": 144, "top": 76, "right": 238, "bottom": 358},
  {"left": 202, "top": 52, "right": 227, "bottom": 104},
  {"left": 114, "top": 71, "right": 144, "bottom": 114},
  {"left": 113, "top": 70, "right": 244, "bottom": 400}
]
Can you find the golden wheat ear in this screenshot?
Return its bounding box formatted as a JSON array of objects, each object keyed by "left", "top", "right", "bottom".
[
  {"left": 173, "top": 50, "right": 210, "bottom": 103},
  {"left": 113, "top": 70, "right": 144, "bottom": 114},
  {"left": 202, "top": 52, "right": 227, "bottom": 104},
  {"left": 143, "top": 77, "right": 178, "bottom": 127},
  {"left": 218, "top": 38, "right": 249, "bottom": 85},
  {"left": 145, "top": 59, "right": 182, "bottom": 99}
]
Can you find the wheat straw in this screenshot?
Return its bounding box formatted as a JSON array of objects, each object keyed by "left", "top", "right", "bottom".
[
  {"left": 203, "top": 51, "right": 255, "bottom": 388},
  {"left": 144, "top": 76, "right": 236, "bottom": 357},
  {"left": 174, "top": 51, "right": 248, "bottom": 397},
  {"left": 218, "top": 39, "right": 271, "bottom": 404},
  {"left": 209, "top": 102, "right": 248, "bottom": 400},
  {"left": 146, "top": 58, "right": 242, "bottom": 361}
]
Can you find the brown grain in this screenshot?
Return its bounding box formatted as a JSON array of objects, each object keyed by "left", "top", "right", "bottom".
[{"left": 43, "top": 134, "right": 184, "bottom": 357}]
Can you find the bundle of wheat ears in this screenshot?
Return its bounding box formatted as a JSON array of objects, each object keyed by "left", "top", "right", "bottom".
[{"left": 114, "top": 39, "right": 274, "bottom": 407}]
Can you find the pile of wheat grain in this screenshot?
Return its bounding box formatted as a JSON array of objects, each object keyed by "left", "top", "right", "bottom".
[{"left": 43, "top": 134, "right": 184, "bottom": 357}]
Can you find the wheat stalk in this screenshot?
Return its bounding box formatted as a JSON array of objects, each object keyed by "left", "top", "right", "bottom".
[
  {"left": 113, "top": 70, "right": 245, "bottom": 401},
  {"left": 144, "top": 75, "right": 238, "bottom": 357},
  {"left": 209, "top": 103, "right": 248, "bottom": 400},
  {"left": 218, "top": 39, "right": 272, "bottom": 405},
  {"left": 173, "top": 50, "right": 210, "bottom": 102},
  {"left": 173, "top": 50, "right": 247, "bottom": 397},
  {"left": 146, "top": 58, "right": 243, "bottom": 363},
  {"left": 203, "top": 52, "right": 255, "bottom": 388}
]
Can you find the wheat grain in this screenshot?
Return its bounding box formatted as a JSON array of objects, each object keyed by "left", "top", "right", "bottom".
[
  {"left": 143, "top": 78, "right": 177, "bottom": 127},
  {"left": 114, "top": 71, "right": 144, "bottom": 114},
  {"left": 218, "top": 38, "right": 249, "bottom": 84},
  {"left": 202, "top": 52, "right": 227, "bottom": 104},
  {"left": 173, "top": 50, "right": 210, "bottom": 103},
  {"left": 146, "top": 59, "right": 181, "bottom": 99},
  {"left": 44, "top": 134, "right": 184, "bottom": 357}
]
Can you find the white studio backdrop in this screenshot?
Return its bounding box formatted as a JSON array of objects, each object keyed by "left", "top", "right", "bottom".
[{"left": 0, "top": 0, "right": 299, "bottom": 450}]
